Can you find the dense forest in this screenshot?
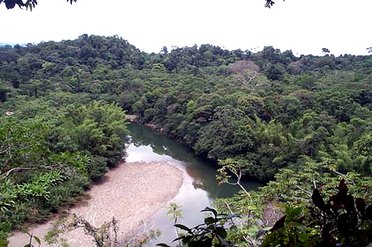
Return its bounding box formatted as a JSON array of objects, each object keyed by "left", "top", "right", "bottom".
[{"left": 0, "top": 35, "right": 371, "bottom": 246}]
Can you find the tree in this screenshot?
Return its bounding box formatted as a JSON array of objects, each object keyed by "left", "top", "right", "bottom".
[
  {"left": 322, "top": 47, "right": 331, "bottom": 54},
  {"left": 1, "top": 0, "right": 281, "bottom": 10},
  {"left": 265, "top": 0, "right": 284, "bottom": 8},
  {"left": 265, "top": 64, "right": 285, "bottom": 81},
  {"left": 0, "top": 0, "right": 76, "bottom": 10}
]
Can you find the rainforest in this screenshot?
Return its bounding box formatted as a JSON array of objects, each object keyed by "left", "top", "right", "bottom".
[{"left": 0, "top": 35, "right": 371, "bottom": 246}]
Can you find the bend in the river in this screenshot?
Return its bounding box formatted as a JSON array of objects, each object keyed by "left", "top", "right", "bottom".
[{"left": 9, "top": 124, "right": 260, "bottom": 246}]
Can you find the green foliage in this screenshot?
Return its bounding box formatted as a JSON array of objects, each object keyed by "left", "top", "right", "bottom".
[
  {"left": 261, "top": 206, "right": 318, "bottom": 247},
  {"left": 55, "top": 101, "right": 128, "bottom": 168},
  {"left": 1, "top": 35, "right": 372, "bottom": 246},
  {"left": 22, "top": 232, "right": 41, "bottom": 247},
  {"left": 165, "top": 178, "right": 371, "bottom": 247},
  {"left": 0, "top": 117, "right": 50, "bottom": 178},
  {"left": 262, "top": 180, "right": 372, "bottom": 246},
  {"left": 16, "top": 171, "right": 63, "bottom": 199},
  {"left": 0, "top": 93, "right": 127, "bottom": 242},
  {"left": 215, "top": 157, "right": 371, "bottom": 246},
  {"left": 159, "top": 207, "right": 236, "bottom": 247}
]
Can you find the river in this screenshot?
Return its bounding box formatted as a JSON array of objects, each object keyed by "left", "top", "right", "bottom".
[
  {"left": 126, "top": 124, "right": 260, "bottom": 245},
  {"left": 9, "top": 123, "right": 260, "bottom": 246}
]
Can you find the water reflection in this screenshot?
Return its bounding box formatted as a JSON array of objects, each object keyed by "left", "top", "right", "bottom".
[
  {"left": 127, "top": 124, "right": 260, "bottom": 199},
  {"left": 126, "top": 124, "right": 261, "bottom": 244}
]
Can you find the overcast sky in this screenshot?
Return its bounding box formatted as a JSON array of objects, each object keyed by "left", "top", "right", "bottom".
[{"left": 1, "top": 0, "right": 371, "bottom": 56}]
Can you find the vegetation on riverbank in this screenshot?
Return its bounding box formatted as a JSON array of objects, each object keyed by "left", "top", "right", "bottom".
[
  {"left": 0, "top": 93, "right": 128, "bottom": 244},
  {"left": 0, "top": 35, "right": 371, "bottom": 245}
]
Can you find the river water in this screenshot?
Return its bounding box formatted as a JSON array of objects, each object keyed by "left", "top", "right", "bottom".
[
  {"left": 9, "top": 123, "right": 260, "bottom": 246},
  {"left": 126, "top": 124, "right": 260, "bottom": 245}
]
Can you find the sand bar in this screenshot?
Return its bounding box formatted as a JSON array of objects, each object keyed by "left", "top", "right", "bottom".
[{"left": 8, "top": 161, "right": 183, "bottom": 247}]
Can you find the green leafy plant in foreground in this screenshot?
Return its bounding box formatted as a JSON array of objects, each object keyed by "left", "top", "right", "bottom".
[
  {"left": 23, "top": 232, "right": 41, "bottom": 247},
  {"left": 157, "top": 179, "right": 371, "bottom": 247},
  {"left": 158, "top": 207, "right": 237, "bottom": 247},
  {"left": 262, "top": 179, "right": 372, "bottom": 246}
]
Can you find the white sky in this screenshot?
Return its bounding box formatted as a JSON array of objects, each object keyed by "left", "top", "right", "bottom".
[{"left": 1, "top": 0, "right": 371, "bottom": 56}]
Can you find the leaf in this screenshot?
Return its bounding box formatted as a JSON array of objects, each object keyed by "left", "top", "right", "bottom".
[
  {"left": 344, "top": 194, "right": 355, "bottom": 213},
  {"left": 256, "top": 229, "right": 268, "bottom": 239},
  {"left": 355, "top": 198, "right": 366, "bottom": 215},
  {"left": 174, "top": 224, "right": 191, "bottom": 232},
  {"left": 298, "top": 233, "right": 309, "bottom": 243},
  {"left": 215, "top": 226, "right": 227, "bottom": 238},
  {"left": 180, "top": 235, "right": 192, "bottom": 244},
  {"left": 330, "top": 194, "right": 343, "bottom": 211},
  {"left": 270, "top": 215, "right": 286, "bottom": 231},
  {"left": 156, "top": 244, "right": 170, "bottom": 247},
  {"left": 338, "top": 179, "right": 348, "bottom": 198},
  {"left": 201, "top": 207, "right": 217, "bottom": 218},
  {"left": 33, "top": 235, "right": 41, "bottom": 245},
  {"left": 172, "top": 236, "right": 184, "bottom": 242},
  {"left": 204, "top": 216, "right": 217, "bottom": 225},
  {"left": 312, "top": 189, "right": 325, "bottom": 211}
]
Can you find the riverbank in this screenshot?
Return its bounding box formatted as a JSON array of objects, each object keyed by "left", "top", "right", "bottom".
[{"left": 8, "top": 161, "right": 183, "bottom": 247}]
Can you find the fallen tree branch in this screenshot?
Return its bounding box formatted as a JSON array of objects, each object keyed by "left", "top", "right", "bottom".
[{"left": 0, "top": 167, "right": 32, "bottom": 179}]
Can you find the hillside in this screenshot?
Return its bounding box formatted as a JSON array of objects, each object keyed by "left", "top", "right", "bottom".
[{"left": 0, "top": 35, "right": 371, "bottom": 246}]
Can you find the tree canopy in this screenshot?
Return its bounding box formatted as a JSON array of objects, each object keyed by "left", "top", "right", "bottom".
[
  {"left": 1, "top": 0, "right": 279, "bottom": 10},
  {"left": 0, "top": 0, "right": 76, "bottom": 10},
  {"left": 0, "top": 35, "right": 371, "bottom": 246}
]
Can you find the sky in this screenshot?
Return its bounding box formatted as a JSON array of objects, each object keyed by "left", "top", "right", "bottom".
[{"left": 1, "top": 0, "right": 372, "bottom": 56}]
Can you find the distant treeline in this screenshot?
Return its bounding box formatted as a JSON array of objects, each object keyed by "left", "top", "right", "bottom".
[{"left": 0, "top": 34, "right": 371, "bottom": 246}]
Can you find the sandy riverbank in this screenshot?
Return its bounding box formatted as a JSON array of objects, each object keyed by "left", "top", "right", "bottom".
[{"left": 8, "top": 161, "right": 183, "bottom": 247}]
